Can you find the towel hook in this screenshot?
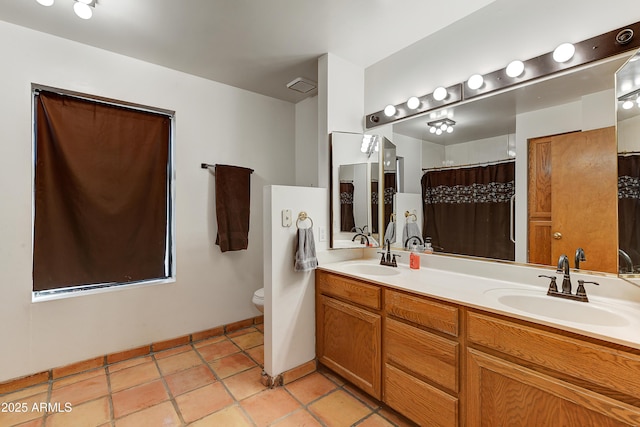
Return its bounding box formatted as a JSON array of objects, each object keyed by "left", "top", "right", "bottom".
[
  {"left": 390, "top": 213, "right": 396, "bottom": 222},
  {"left": 297, "top": 212, "right": 314, "bottom": 229}
]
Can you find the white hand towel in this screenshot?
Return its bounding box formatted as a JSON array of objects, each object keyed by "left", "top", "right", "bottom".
[
  {"left": 384, "top": 221, "right": 396, "bottom": 244},
  {"left": 294, "top": 228, "right": 318, "bottom": 272},
  {"left": 403, "top": 222, "right": 422, "bottom": 248}
]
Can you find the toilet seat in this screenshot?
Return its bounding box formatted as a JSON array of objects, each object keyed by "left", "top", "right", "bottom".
[{"left": 253, "top": 288, "right": 264, "bottom": 303}]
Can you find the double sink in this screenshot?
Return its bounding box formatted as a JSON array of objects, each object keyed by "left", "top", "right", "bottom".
[{"left": 328, "top": 260, "right": 640, "bottom": 339}]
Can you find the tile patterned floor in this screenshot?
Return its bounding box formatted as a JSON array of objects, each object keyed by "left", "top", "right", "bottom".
[{"left": 0, "top": 325, "right": 416, "bottom": 426}]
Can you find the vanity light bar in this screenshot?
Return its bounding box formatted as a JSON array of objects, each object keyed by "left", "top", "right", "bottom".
[{"left": 366, "top": 20, "right": 640, "bottom": 129}]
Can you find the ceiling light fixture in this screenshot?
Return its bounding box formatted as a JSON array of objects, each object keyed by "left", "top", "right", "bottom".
[
  {"left": 467, "top": 74, "right": 484, "bottom": 90},
  {"left": 506, "top": 60, "right": 525, "bottom": 78},
  {"left": 384, "top": 105, "right": 397, "bottom": 117},
  {"left": 36, "top": 0, "right": 54, "bottom": 6},
  {"left": 433, "top": 87, "right": 448, "bottom": 101},
  {"left": 553, "top": 42, "right": 575, "bottom": 63},
  {"left": 622, "top": 100, "right": 635, "bottom": 110},
  {"left": 407, "top": 96, "right": 420, "bottom": 110},
  {"left": 427, "top": 118, "right": 456, "bottom": 136},
  {"left": 73, "top": 0, "right": 94, "bottom": 19}
]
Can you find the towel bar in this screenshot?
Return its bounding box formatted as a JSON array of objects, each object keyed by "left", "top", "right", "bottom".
[
  {"left": 201, "top": 163, "right": 254, "bottom": 174},
  {"left": 297, "top": 212, "right": 313, "bottom": 228}
]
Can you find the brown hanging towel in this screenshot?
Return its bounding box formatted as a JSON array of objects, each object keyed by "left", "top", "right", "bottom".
[{"left": 215, "top": 164, "right": 253, "bottom": 252}]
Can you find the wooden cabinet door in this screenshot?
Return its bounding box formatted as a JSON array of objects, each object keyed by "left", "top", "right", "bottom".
[
  {"left": 466, "top": 348, "right": 640, "bottom": 427},
  {"left": 316, "top": 295, "right": 382, "bottom": 399}
]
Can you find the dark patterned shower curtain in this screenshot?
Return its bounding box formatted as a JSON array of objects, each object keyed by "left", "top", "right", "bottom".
[
  {"left": 340, "top": 182, "right": 355, "bottom": 232},
  {"left": 371, "top": 180, "right": 378, "bottom": 234},
  {"left": 371, "top": 173, "right": 396, "bottom": 234},
  {"left": 421, "top": 161, "right": 515, "bottom": 261},
  {"left": 618, "top": 154, "right": 640, "bottom": 272}
]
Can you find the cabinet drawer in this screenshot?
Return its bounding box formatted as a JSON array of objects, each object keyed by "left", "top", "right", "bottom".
[
  {"left": 385, "top": 289, "right": 458, "bottom": 336},
  {"left": 385, "top": 318, "right": 458, "bottom": 392},
  {"left": 385, "top": 363, "right": 458, "bottom": 427},
  {"left": 467, "top": 311, "right": 640, "bottom": 400},
  {"left": 317, "top": 271, "right": 381, "bottom": 310}
]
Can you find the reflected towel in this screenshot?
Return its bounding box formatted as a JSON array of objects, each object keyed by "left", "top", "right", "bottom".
[
  {"left": 294, "top": 228, "right": 318, "bottom": 272},
  {"left": 403, "top": 222, "right": 421, "bottom": 248},
  {"left": 215, "top": 164, "right": 253, "bottom": 252},
  {"left": 383, "top": 221, "right": 396, "bottom": 244}
]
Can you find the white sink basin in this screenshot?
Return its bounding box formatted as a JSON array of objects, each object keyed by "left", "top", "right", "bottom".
[
  {"left": 485, "top": 289, "right": 630, "bottom": 327},
  {"left": 341, "top": 263, "right": 401, "bottom": 276}
]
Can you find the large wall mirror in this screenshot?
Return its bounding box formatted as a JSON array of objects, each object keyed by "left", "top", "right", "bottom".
[
  {"left": 337, "top": 52, "right": 636, "bottom": 276},
  {"left": 617, "top": 49, "right": 640, "bottom": 277}
]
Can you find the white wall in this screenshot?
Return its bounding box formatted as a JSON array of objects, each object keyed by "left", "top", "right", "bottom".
[
  {"left": 0, "top": 21, "right": 295, "bottom": 382},
  {"left": 295, "top": 95, "right": 319, "bottom": 187}
]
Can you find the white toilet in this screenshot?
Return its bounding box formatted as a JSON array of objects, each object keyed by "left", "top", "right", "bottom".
[{"left": 252, "top": 287, "right": 264, "bottom": 313}]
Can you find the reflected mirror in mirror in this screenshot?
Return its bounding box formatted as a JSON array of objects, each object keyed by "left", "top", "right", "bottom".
[
  {"left": 330, "top": 132, "right": 386, "bottom": 249},
  {"left": 617, "top": 49, "right": 640, "bottom": 276},
  {"left": 388, "top": 53, "right": 631, "bottom": 274}
]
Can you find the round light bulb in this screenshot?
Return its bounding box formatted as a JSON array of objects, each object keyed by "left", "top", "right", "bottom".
[
  {"left": 74, "top": 2, "right": 92, "bottom": 19},
  {"left": 441, "top": 124, "right": 448, "bottom": 131},
  {"left": 623, "top": 100, "right": 634, "bottom": 110},
  {"left": 429, "top": 126, "right": 436, "bottom": 134},
  {"left": 436, "top": 129, "right": 442, "bottom": 135},
  {"left": 407, "top": 96, "right": 420, "bottom": 110},
  {"left": 506, "top": 60, "right": 524, "bottom": 77},
  {"left": 553, "top": 43, "right": 575, "bottom": 63},
  {"left": 36, "top": 0, "right": 55, "bottom": 6},
  {"left": 467, "top": 74, "right": 484, "bottom": 90},
  {"left": 383, "top": 104, "right": 396, "bottom": 117},
  {"left": 447, "top": 126, "right": 454, "bottom": 133},
  {"left": 433, "top": 87, "right": 447, "bottom": 101}
]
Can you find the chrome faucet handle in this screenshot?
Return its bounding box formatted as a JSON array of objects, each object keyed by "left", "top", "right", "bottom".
[
  {"left": 576, "top": 280, "right": 599, "bottom": 299},
  {"left": 538, "top": 274, "right": 558, "bottom": 293}
]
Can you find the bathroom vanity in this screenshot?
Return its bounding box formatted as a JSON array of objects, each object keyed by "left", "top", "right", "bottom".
[{"left": 315, "top": 261, "right": 640, "bottom": 426}]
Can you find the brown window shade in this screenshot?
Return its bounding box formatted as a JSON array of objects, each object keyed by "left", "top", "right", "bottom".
[{"left": 33, "top": 91, "right": 171, "bottom": 292}]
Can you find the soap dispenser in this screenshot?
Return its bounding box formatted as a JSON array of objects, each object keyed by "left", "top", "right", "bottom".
[{"left": 409, "top": 244, "right": 420, "bottom": 269}]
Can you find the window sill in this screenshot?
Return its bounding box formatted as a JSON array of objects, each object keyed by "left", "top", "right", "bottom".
[{"left": 31, "top": 277, "right": 176, "bottom": 303}]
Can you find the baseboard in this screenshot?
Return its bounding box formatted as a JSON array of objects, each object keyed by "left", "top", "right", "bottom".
[
  {"left": 260, "top": 359, "right": 317, "bottom": 388},
  {"left": 0, "top": 315, "right": 264, "bottom": 395}
]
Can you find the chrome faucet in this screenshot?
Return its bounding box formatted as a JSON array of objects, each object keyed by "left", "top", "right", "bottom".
[
  {"left": 351, "top": 233, "right": 369, "bottom": 245},
  {"left": 574, "top": 247, "right": 586, "bottom": 269},
  {"left": 557, "top": 254, "right": 572, "bottom": 294}
]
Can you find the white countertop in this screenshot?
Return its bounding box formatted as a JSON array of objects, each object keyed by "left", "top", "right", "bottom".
[{"left": 318, "top": 259, "right": 640, "bottom": 350}]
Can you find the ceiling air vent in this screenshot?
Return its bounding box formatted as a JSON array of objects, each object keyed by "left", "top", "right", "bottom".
[{"left": 286, "top": 77, "right": 317, "bottom": 94}]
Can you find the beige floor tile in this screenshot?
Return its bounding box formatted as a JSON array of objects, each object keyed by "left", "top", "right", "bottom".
[
  {"left": 12, "top": 418, "right": 44, "bottom": 427},
  {"left": 229, "top": 331, "right": 263, "bottom": 350},
  {"left": 0, "top": 384, "right": 49, "bottom": 403},
  {"left": 222, "top": 367, "right": 267, "bottom": 401},
  {"left": 52, "top": 368, "right": 105, "bottom": 390},
  {"left": 209, "top": 353, "right": 256, "bottom": 379},
  {"left": 112, "top": 379, "right": 169, "bottom": 419},
  {"left": 154, "top": 344, "right": 192, "bottom": 360},
  {"left": 358, "top": 413, "right": 396, "bottom": 427},
  {"left": 109, "top": 362, "right": 160, "bottom": 392},
  {"left": 308, "top": 390, "right": 372, "bottom": 426},
  {"left": 164, "top": 364, "right": 217, "bottom": 397},
  {"left": 115, "top": 401, "right": 181, "bottom": 427},
  {"left": 245, "top": 345, "right": 264, "bottom": 366},
  {"left": 108, "top": 356, "right": 153, "bottom": 374},
  {"left": 240, "top": 388, "right": 301, "bottom": 427},
  {"left": 285, "top": 372, "right": 338, "bottom": 405},
  {"left": 50, "top": 374, "right": 109, "bottom": 407},
  {"left": 196, "top": 339, "right": 241, "bottom": 362},
  {"left": 0, "top": 392, "right": 48, "bottom": 426},
  {"left": 46, "top": 396, "right": 110, "bottom": 427},
  {"left": 270, "top": 409, "right": 322, "bottom": 427},
  {"left": 193, "top": 335, "right": 227, "bottom": 348},
  {"left": 188, "top": 405, "right": 252, "bottom": 427},
  {"left": 175, "top": 382, "right": 234, "bottom": 423},
  {"left": 155, "top": 350, "right": 203, "bottom": 375}
]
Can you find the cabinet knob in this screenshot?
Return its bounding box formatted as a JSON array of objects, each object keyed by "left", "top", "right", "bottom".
[{"left": 553, "top": 232, "right": 562, "bottom": 240}]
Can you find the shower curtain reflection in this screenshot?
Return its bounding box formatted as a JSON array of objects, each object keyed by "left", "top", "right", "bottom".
[
  {"left": 618, "top": 154, "right": 640, "bottom": 273},
  {"left": 421, "top": 161, "right": 515, "bottom": 261}
]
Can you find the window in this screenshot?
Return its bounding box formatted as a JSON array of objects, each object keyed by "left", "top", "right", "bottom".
[{"left": 32, "top": 86, "right": 174, "bottom": 297}]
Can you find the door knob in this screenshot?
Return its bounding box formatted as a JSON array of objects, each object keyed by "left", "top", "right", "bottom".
[{"left": 553, "top": 232, "right": 562, "bottom": 240}]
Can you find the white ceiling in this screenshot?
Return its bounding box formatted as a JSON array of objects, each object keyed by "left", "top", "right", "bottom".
[{"left": 0, "top": 0, "right": 494, "bottom": 103}]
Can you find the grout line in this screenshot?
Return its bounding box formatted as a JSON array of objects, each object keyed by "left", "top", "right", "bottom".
[
  {"left": 104, "top": 365, "right": 116, "bottom": 427},
  {"left": 151, "top": 352, "right": 187, "bottom": 426}
]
